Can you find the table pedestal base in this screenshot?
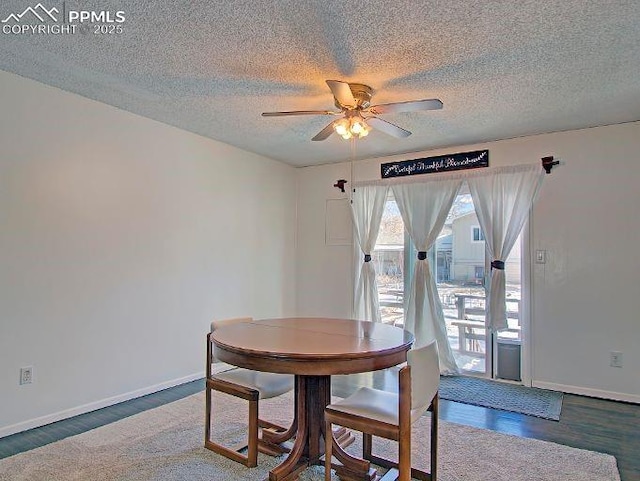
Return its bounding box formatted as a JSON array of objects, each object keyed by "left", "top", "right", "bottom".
[{"left": 264, "top": 375, "right": 376, "bottom": 481}]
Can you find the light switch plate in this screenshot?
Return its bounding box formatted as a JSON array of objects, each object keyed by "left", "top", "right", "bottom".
[{"left": 535, "top": 250, "right": 546, "bottom": 264}]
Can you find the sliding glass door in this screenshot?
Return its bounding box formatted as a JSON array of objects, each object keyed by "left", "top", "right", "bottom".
[{"left": 373, "top": 189, "right": 524, "bottom": 381}]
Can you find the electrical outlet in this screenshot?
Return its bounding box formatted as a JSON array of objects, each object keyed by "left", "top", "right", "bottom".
[
  {"left": 20, "top": 366, "right": 33, "bottom": 385},
  {"left": 610, "top": 351, "right": 623, "bottom": 368}
]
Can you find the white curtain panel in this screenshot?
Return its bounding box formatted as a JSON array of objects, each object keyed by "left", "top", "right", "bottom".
[
  {"left": 351, "top": 184, "right": 389, "bottom": 323},
  {"left": 467, "top": 164, "right": 544, "bottom": 331},
  {"left": 392, "top": 179, "right": 462, "bottom": 374}
]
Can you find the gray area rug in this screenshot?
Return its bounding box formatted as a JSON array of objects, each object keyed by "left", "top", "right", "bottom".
[
  {"left": 439, "top": 375, "right": 564, "bottom": 420},
  {"left": 0, "top": 390, "right": 618, "bottom": 481}
]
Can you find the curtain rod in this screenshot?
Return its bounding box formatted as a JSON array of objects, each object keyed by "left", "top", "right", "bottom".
[{"left": 336, "top": 157, "right": 559, "bottom": 192}]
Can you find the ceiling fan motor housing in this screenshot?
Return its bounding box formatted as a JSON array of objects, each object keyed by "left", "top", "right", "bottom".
[{"left": 335, "top": 83, "right": 373, "bottom": 110}]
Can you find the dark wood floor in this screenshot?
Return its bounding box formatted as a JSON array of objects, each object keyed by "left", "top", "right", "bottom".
[
  {"left": 1, "top": 373, "right": 638, "bottom": 481},
  {"left": 333, "top": 372, "right": 640, "bottom": 481}
]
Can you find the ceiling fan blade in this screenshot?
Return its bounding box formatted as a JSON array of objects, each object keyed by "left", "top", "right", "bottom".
[
  {"left": 326, "top": 80, "right": 357, "bottom": 108},
  {"left": 311, "top": 121, "right": 336, "bottom": 141},
  {"left": 367, "top": 99, "right": 443, "bottom": 115},
  {"left": 367, "top": 116, "right": 412, "bottom": 138},
  {"left": 262, "top": 110, "right": 341, "bottom": 117}
]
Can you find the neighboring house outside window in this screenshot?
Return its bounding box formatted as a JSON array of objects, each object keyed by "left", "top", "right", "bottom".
[{"left": 452, "top": 214, "right": 487, "bottom": 282}]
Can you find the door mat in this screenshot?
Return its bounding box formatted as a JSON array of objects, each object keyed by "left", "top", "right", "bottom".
[{"left": 439, "top": 375, "right": 563, "bottom": 420}]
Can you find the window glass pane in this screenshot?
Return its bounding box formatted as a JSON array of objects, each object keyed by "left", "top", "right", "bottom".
[
  {"left": 497, "top": 234, "right": 522, "bottom": 341},
  {"left": 374, "top": 199, "right": 404, "bottom": 326},
  {"left": 436, "top": 193, "right": 488, "bottom": 374}
]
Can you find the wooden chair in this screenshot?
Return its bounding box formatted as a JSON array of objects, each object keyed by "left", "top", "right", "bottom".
[
  {"left": 205, "top": 317, "right": 295, "bottom": 467},
  {"left": 324, "top": 341, "right": 440, "bottom": 481}
]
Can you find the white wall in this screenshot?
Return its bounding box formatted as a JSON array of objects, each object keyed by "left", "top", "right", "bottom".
[
  {"left": 295, "top": 122, "right": 640, "bottom": 403},
  {"left": 0, "top": 70, "right": 297, "bottom": 436},
  {"left": 295, "top": 162, "right": 353, "bottom": 318}
]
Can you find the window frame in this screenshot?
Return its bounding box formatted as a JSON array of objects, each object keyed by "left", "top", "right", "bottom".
[{"left": 471, "top": 225, "right": 485, "bottom": 243}]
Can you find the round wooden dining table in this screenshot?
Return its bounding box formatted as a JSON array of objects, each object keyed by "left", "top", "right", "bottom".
[{"left": 211, "top": 317, "right": 414, "bottom": 481}]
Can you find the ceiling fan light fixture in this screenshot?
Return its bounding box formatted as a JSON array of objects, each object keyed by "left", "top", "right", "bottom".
[
  {"left": 350, "top": 118, "right": 366, "bottom": 135},
  {"left": 334, "top": 115, "right": 370, "bottom": 140},
  {"left": 350, "top": 116, "right": 371, "bottom": 139},
  {"left": 334, "top": 118, "right": 350, "bottom": 137}
]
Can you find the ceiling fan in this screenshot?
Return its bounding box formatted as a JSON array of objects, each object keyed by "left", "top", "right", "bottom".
[{"left": 262, "top": 80, "right": 443, "bottom": 141}]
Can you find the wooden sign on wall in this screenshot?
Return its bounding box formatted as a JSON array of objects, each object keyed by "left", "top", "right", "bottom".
[{"left": 381, "top": 150, "right": 489, "bottom": 179}]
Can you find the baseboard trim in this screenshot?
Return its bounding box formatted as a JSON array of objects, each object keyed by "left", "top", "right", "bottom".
[
  {"left": 533, "top": 380, "right": 640, "bottom": 404},
  {"left": 0, "top": 372, "right": 202, "bottom": 439}
]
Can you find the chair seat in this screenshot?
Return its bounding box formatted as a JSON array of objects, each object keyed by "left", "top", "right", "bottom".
[
  {"left": 213, "top": 368, "right": 294, "bottom": 399},
  {"left": 328, "top": 386, "right": 427, "bottom": 425},
  {"left": 328, "top": 387, "right": 400, "bottom": 425}
]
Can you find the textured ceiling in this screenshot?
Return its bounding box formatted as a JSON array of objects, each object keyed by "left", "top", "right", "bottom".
[{"left": 1, "top": 0, "right": 639, "bottom": 167}]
